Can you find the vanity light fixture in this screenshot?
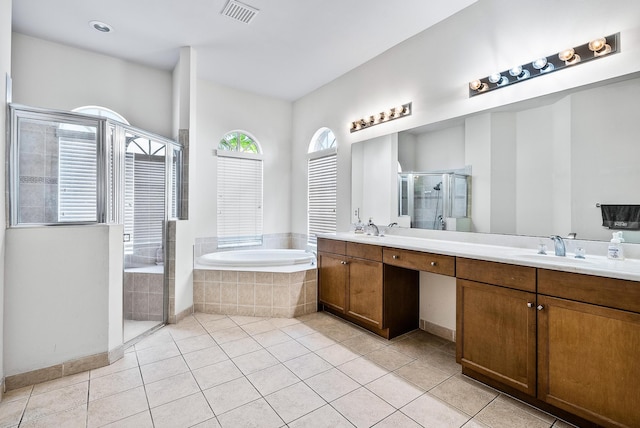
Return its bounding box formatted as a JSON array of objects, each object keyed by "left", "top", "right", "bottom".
[
  {"left": 469, "top": 33, "right": 619, "bottom": 97},
  {"left": 350, "top": 102, "right": 412, "bottom": 133}
]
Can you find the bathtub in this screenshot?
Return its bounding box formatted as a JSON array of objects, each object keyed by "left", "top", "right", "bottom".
[
  {"left": 193, "top": 249, "right": 318, "bottom": 318},
  {"left": 197, "top": 249, "right": 315, "bottom": 269}
]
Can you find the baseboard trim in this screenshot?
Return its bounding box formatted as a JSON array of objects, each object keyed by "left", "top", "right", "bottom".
[
  {"left": 5, "top": 350, "right": 111, "bottom": 392},
  {"left": 420, "top": 319, "right": 456, "bottom": 342},
  {"left": 169, "top": 305, "right": 194, "bottom": 324}
]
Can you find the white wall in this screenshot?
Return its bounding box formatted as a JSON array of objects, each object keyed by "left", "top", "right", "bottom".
[
  {"left": 0, "top": 0, "right": 11, "bottom": 391},
  {"left": 414, "top": 126, "right": 465, "bottom": 172},
  {"left": 171, "top": 48, "right": 197, "bottom": 317},
  {"left": 4, "top": 226, "right": 120, "bottom": 376},
  {"left": 194, "top": 79, "right": 292, "bottom": 240},
  {"left": 11, "top": 33, "right": 173, "bottom": 138}
]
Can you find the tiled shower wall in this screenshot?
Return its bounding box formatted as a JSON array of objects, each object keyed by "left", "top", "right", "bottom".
[
  {"left": 124, "top": 272, "right": 164, "bottom": 321},
  {"left": 18, "top": 122, "right": 59, "bottom": 223}
]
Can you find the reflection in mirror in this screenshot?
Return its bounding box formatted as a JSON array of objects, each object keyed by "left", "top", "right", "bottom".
[
  {"left": 351, "top": 75, "right": 640, "bottom": 243},
  {"left": 398, "top": 172, "right": 471, "bottom": 231}
]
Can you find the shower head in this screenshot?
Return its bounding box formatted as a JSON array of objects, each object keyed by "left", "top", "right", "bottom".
[{"left": 433, "top": 182, "right": 442, "bottom": 191}]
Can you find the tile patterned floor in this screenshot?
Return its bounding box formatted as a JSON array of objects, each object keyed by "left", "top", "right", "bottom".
[{"left": 0, "top": 312, "right": 577, "bottom": 428}]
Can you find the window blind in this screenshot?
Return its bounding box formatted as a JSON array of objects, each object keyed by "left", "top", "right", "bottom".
[
  {"left": 308, "top": 153, "right": 337, "bottom": 245},
  {"left": 58, "top": 137, "right": 98, "bottom": 222},
  {"left": 132, "top": 154, "right": 165, "bottom": 250},
  {"left": 217, "top": 155, "right": 263, "bottom": 247},
  {"left": 123, "top": 153, "right": 135, "bottom": 254}
]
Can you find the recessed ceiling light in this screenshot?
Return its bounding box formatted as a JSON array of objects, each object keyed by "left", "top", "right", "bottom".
[{"left": 89, "top": 20, "right": 113, "bottom": 33}]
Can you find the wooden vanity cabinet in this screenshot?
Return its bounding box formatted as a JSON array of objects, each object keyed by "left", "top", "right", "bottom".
[
  {"left": 317, "top": 238, "right": 384, "bottom": 330},
  {"left": 317, "top": 238, "right": 419, "bottom": 339},
  {"left": 456, "top": 258, "right": 537, "bottom": 396},
  {"left": 537, "top": 270, "right": 640, "bottom": 428},
  {"left": 317, "top": 239, "right": 347, "bottom": 313},
  {"left": 344, "top": 242, "right": 384, "bottom": 329}
]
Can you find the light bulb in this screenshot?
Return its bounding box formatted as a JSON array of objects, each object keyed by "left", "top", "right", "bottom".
[
  {"left": 488, "top": 73, "right": 502, "bottom": 83},
  {"left": 589, "top": 37, "right": 612, "bottom": 57},
  {"left": 532, "top": 58, "right": 547, "bottom": 70},
  {"left": 469, "top": 80, "right": 488, "bottom": 92},
  {"left": 588, "top": 37, "right": 606, "bottom": 52},
  {"left": 509, "top": 66, "right": 523, "bottom": 77},
  {"left": 395, "top": 106, "right": 405, "bottom": 117},
  {"left": 559, "top": 48, "right": 580, "bottom": 64}
]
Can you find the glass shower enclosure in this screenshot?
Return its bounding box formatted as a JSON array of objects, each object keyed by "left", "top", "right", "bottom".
[
  {"left": 398, "top": 172, "right": 471, "bottom": 230},
  {"left": 8, "top": 105, "right": 183, "bottom": 343}
]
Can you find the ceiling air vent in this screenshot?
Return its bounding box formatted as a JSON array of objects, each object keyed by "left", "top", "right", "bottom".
[{"left": 221, "top": 0, "right": 259, "bottom": 24}]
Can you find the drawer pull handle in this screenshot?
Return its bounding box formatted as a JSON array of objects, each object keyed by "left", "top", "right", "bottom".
[
  {"left": 527, "top": 302, "right": 534, "bottom": 308},
  {"left": 341, "top": 260, "right": 349, "bottom": 265},
  {"left": 537, "top": 305, "right": 544, "bottom": 311},
  {"left": 430, "top": 261, "right": 437, "bottom": 266},
  {"left": 392, "top": 255, "right": 399, "bottom": 259}
]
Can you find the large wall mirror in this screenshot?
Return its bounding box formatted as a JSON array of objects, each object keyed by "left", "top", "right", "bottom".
[{"left": 352, "top": 74, "right": 640, "bottom": 243}]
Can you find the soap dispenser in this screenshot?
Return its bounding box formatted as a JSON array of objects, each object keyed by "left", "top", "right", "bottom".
[{"left": 607, "top": 232, "right": 625, "bottom": 260}]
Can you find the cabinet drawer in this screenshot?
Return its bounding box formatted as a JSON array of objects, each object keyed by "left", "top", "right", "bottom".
[
  {"left": 317, "top": 238, "right": 346, "bottom": 255},
  {"left": 456, "top": 258, "right": 536, "bottom": 292},
  {"left": 383, "top": 248, "right": 455, "bottom": 276},
  {"left": 538, "top": 269, "right": 640, "bottom": 313},
  {"left": 347, "top": 242, "right": 382, "bottom": 262}
]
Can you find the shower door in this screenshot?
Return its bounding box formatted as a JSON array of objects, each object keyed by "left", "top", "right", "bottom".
[{"left": 118, "top": 127, "right": 178, "bottom": 343}]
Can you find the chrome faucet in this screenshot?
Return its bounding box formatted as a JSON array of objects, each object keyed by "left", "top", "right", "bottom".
[
  {"left": 388, "top": 222, "right": 398, "bottom": 228},
  {"left": 367, "top": 218, "right": 379, "bottom": 236},
  {"left": 549, "top": 235, "right": 566, "bottom": 257}
]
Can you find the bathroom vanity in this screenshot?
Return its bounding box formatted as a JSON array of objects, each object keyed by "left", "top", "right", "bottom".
[{"left": 317, "top": 233, "right": 640, "bottom": 428}]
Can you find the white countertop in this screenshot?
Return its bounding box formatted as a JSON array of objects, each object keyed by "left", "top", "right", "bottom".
[{"left": 320, "top": 232, "right": 640, "bottom": 282}]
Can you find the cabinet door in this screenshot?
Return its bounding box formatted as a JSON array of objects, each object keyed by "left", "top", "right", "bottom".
[
  {"left": 346, "top": 257, "right": 383, "bottom": 328},
  {"left": 457, "top": 279, "right": 537, "bottom": 396},
  {"left": 318, "top": 252, "right": 347, "bottom": 313},
  {"left": 537, "top": 295, "right": 640, "bottom": 428}
]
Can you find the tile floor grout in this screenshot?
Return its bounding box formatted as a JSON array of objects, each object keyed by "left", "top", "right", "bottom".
[{"left": 0, "top": 311, "right": 577, "bottom": 428}]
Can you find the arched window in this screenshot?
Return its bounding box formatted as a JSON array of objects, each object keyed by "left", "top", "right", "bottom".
[
  {"left": 217, "top": 130, "right": 263, "bottom": 248},
  {"left": 73, "top": 105, "right": 130, "bottom": 124},
  {"left": 307, "top": 127, "right": 337, "bottom": 246}
]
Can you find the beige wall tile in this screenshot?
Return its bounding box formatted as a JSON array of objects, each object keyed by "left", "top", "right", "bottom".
[
  {"left": 221, "top": 271, "right": 238, "bottom": 283},
  {"left": 193, "top": 269, "right": 205, "bottom": 282},
  {"left": 204, "top": 270, "right": 220, "bottom": 282},
  {"left": 273, "top": 273, "right": 290, "bottom": 285},
  {"left": 273, "top": 286, "right": 289, "bottom": 307},
  {"left": 238, "top": 271, "right": 255, "bottom": 284},
  {"left": 219, "top": 304, "right": 238, "bottom": 316},
  {"left": 237, "top": 305, "right": 255, "bottom": 316},
  {"left": 256, "top": 272, "right": 273, "bottom": 284},
  {"left": 254, "top": 306, "right": 273, "bottom": 317},
  {"left": 290, "top": 284, "right": 304, "bottom": 306},
  {"left": 193, "top": 282, "right": 205, "bottom": 304},
  {"left": 204, "top": 283, "right": 221, "bottom": 304},
  {"left": 221, "top": 284, "right": 237, "bottom": 305},
  {"left": 204, "top": 303, "right": 221, "bottom": 314},
  {"left": 255, "top": 284, "right": 273, "bottom": 307},
  {"left": 237, "top": 284, "right": 255, "bottom": 306}
]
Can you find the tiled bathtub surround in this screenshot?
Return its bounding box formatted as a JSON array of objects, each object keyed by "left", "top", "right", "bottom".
[
  {"left": 193, "top": 268, "right": 317, "bottom": 317},
  {"left": 124, "top": 270, "right": 164, "bottom": 321}
]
